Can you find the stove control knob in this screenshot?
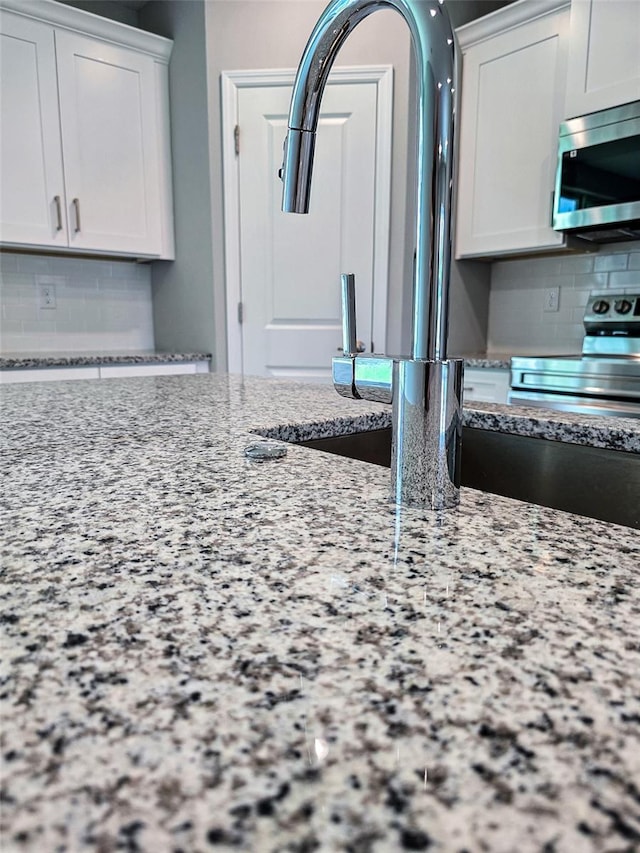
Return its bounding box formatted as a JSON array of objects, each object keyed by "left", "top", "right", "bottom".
[
  {"left": 614, "top": 298, "right": 633, "bottom": 315},
  {"left": 592, "top": 299, "right": 610, "bottom": 315}
]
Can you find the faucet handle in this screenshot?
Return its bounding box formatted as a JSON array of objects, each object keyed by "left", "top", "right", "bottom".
[{"left": 340, "top": 273, "right": 367, "bottom": 355}]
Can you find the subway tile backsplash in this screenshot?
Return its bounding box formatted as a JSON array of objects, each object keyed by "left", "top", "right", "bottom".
[
  {"left": 0, "top": 253, "right": 154, "bottom": 352},
  {"left": 4, "top": 243, "right": 639, "bottom": 358},
  {"left": 487, "top": 241, "right": 640, "bottom": 355}
]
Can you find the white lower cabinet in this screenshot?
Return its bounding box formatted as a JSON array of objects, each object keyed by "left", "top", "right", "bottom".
[
  {"left": 0, "top": 0, "right": 174, "bottom": 259},
  {"left": 455, "top": 0, "right": 571, "bottom": 259},
  {"left": 99, "top": 362, "right": 210, "bottom": 379},
  {"left": 0, "top": 361, "right": 210, "bottom": 384},
  {"left": 463, "top": 368, "right": 510, "bottom": 404},
  {"left": 0, "top": 366, "right": 100, "bottom": 384}
]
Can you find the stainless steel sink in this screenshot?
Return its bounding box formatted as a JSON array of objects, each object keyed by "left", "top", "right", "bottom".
[{"left": 297, "top": 427, "right": 640, "bottom": 529}]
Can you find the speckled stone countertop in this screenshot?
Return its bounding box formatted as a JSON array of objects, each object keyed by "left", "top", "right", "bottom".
[
  {"left": 0, "top": 351, "right": 211, "bottom": 369},
  {"left": 1, "top": 374, "right": 639, "bottom": 852},
  {"left": 0, "top": 353, "right": 504, "bottom": 371},
  {"left": 455, "top": 354, "right": 512, "bottom": 370}
]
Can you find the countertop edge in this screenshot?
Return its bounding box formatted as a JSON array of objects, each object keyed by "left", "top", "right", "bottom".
[
  {"left": 0, "top": 354, "right": 508, "bottom": 370},
  {"left": 0, "top": 352, "right": 212, "bottom": 368},
  {"left": 253, "top": 399, "right": 639, "bottom": 455}
]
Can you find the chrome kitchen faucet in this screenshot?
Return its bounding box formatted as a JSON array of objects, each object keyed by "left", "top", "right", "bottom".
[{"left": 280, "top": 0, "right": 463, "bottom": 510}]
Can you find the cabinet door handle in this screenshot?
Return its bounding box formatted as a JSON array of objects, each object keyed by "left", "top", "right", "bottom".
[
  {"left": 54, "top": 196, "right": 63, "bottom": 231},
  {"left": 73, "top": 198, "right": 81, "bottom": 232}
]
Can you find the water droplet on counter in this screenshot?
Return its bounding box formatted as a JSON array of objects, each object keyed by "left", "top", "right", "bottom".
[{"left": 243, "top": 441, "right": 288, "bottom": 461}]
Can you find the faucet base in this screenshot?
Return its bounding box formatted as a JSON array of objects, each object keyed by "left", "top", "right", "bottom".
[{"left": 391, "top": 359, "right": 464, "bottom": 509}]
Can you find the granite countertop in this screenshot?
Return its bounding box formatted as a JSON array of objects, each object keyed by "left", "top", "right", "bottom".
[
  {"left": 0, "top": 351, "right": 212, "bottom": 369},
  {"left": 0, "top": 353, "right": 507, "bottom": 371},
  {"left": 1, "top": 374, "right": 639, "bottom": 852},
  {"left": 455, "top": 354, "right": 513, "bottom": 370}
]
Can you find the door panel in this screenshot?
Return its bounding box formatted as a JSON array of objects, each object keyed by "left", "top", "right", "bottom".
[
  {"left": 237, "top": 82, "right": 378, "bottom": 380},
  {"left": 271, "top": 116, "right": 345, "bottom": 321},
  {"left": 565, "top": 0, "right": 640, "bottom": 117},
  {"left": 455, "top": 9, "right": 569, "bottom": 257},
  {"left": 55, "top": 30, "right": 161, "bottom": 254},
  {"left": 0, "top": 12, "right": 67, "bottom": 246}
]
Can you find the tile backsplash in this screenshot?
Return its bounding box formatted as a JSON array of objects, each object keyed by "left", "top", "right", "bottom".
[
  {"left": 4, "top": 243, "right": 639, "bottom": 358},
  {"left": 487, "top": 241, "right": 640, "bottom": 355},
  {"left": 0, "top": 253, "right": 154, "bottom": 352}
]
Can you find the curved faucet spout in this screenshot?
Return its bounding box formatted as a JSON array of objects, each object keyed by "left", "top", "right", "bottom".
[
  {"left": 282, "top": 0, "right": 464, "bottom": 510},
  {"left": 281, "top": 0, "right": 458, "bottom": 362}
]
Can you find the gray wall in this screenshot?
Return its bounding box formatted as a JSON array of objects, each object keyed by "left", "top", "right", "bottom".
[
  {"left": 142, "top": 0, "right": 514, "bottom": 365},
  {"left": 402, "top": 46, "right": 491, "bottom": 358},
  {"left": 204, "top": 1, "right": 411, "bottom": 362},
  {"left": 139, "top": 0, "right": 218, "bottom": 357},
  {"left": 400, "top": 0, "right": 515, "bottom": 357},
  {"left": 447, "top": 0, "right": 515, "bottom": 28},
  {"left": 52, "top": 0, "right": 513, "bottom": 362},
  {"left": 142, "top": 0, "right": 412, "bottom": 366},
  {"left": 55, "top": 0, "right": 139, "bottom": 27}
]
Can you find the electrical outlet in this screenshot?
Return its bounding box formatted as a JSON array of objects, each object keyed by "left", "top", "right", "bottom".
[
  {"left": 544, "top": 286, "right": 560, "bottom": 312},
  {"left": 38, "top": 282, "right": 57, "bottom": 309}
]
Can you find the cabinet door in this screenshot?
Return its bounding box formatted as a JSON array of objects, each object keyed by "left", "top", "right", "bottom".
[
  {"left": 55, "top": 31, "right": 162, "bottom": 256},
  {"left": 99, "top": 363, "right": 201, "bottom": 378},
  {"left": 0, "top": 367, "right": 100, "bottom": 384},
  {"left": 455, "top": 9, "right": 569, "bottom": 258},
  {"left": 0, "top": 11, "right": 68, "bottom": 246},
  {"left": 462, "top": 368, "right": 510, "bottom": 403},
  {"left": 564, "top": 0, "right": 640, "bottom": 118}
]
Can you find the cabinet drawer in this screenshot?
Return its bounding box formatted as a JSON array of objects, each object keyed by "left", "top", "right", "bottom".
[
  {"left": 0, "top": 366, "right": 100, "bottom": 383},
  {"left": 0, "top": 361, "right": 210, "bottom": 383},
  {"left": 463, "top": 368, "right": 510, "bottom": 403},
  {"left": 99, "top": 362, "right": 209, "bottom": 379}
]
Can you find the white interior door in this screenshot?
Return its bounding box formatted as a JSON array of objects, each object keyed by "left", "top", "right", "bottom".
[{"left": 223, "top": 68, "right": 392, "bottom": 382}]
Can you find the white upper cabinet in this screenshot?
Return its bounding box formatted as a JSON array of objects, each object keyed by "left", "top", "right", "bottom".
[
  {"left": 55, "top": 31, "right": 162, "bottom": 255},
  {"left": 0, "top": 14, "right": 68, "bottom": 246},
  {"left": 0, "top": 0, "right": 174, "bottom": 259},
  {"left": 564, "top": 0, "right": 640, "bottom": 119},
  {"left": 455, "top": 0, "right": 571, "bottom": 259}
]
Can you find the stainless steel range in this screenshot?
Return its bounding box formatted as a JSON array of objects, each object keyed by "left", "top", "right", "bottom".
[{"left": 510, "top": 291, "right": 640, "bottom": 418}]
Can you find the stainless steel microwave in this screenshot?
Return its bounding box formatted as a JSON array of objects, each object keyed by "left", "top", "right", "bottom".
[{"left": 552, "top": 100, "right": 640, "bottom": 243}]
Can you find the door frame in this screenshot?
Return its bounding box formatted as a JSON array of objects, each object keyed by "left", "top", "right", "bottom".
[{"left": 221, "top": 65, "right": 393, "bottom": 374}]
